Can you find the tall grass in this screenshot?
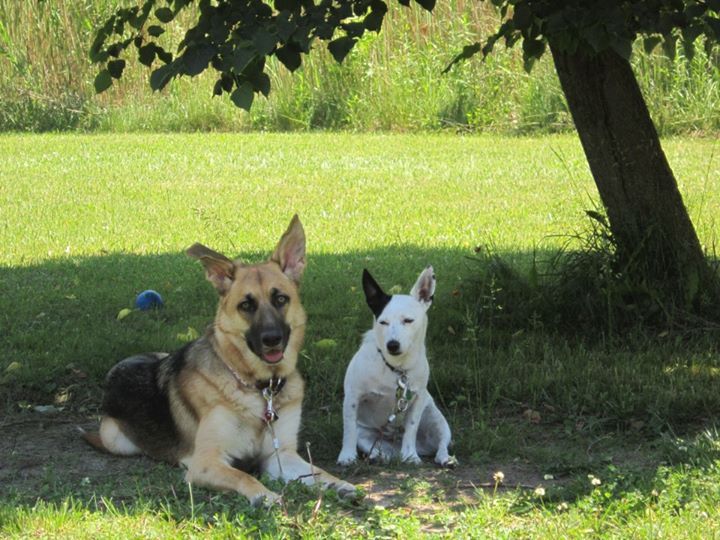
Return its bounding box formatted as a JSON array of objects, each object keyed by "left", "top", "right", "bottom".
[{"left": 0, "top": 0, "right": 718, "bottom": 133}]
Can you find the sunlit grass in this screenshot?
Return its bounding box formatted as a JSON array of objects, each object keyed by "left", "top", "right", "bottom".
[{"left": 2, "top": 133, "right": 720, "bottom": 537}]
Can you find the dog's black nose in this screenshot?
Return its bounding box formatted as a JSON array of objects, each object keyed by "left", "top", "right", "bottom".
[
  {"left": 386, "top": 340, "right": 401, "bottom": 355},
  {"left": 261, "top": 331, "right": 283, "bottom": 347}
]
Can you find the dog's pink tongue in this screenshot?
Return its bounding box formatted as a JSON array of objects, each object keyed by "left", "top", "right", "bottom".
[{"left": 263, "top": 350, "right": 284, "bottom": 363}]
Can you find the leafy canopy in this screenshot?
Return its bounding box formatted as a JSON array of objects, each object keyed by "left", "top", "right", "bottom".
[
  {"left": 92, "top": 0, "right": 720, "bottom": 109},
  {"left": 90, "top": 0, "right": 432, "bottom": 109},
  {"left": 446, "top": 0, "right": 720, "bottom": 73}
]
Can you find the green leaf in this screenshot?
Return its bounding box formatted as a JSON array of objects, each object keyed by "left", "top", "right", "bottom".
[
  {"left": 252, "top": 72, "right": 271, "bottom": 97},
  {"left": 89, "top": 31, "right": 109, "bottom": 62},
  {"left": 442, "top": 42, "right": 481, "bottom": 74},
  {"left": 685, "top": 3, "right": 707, "bottom": 20},
  {"left": 364, "top": 11, "right": 385, "bottom": 32},
  {"left": 683, "top": 39, "right": 696, "bottom": 60},
  {"left": 275, "top": 45, "right": 302, "bottom": 72},
  {"left": 706, "top": 17, "right": 720, "bottom": 39},
  {"left": 328, "top": 36, "right": 356, "bottom": 63},
  {"left": 276, "top": 12, "right": 296, "bottom": 40},
  {"left": 230, "top": 82, "right": 254, "bottom": 111},
  {"left": 522, "top": 37, "right": 545, "bottom": 59},
  {"left": 107, "top": 59, "right": 126, "bottom": 79},
  {"left": 181, "top": 45, "right": 215, "bottom": 76},
  {"left": 342, "top": 22, "right": 365, "bottom": 38},
  {"left": 414, "top": 0, "right": 435, "bottom": 11},
  {"left": 155, "top": 46, "right": 173, "bottom": 64},
  {"left": 213, "top": 78, "right": 223, "bottom": 97},
  {"left": 643, "top": 36, "right": 662, "bottom": 53},
  {"left": 275, "top": 0, "right": 300, "bottom": 10},
  {"left": 94, "top": 69, "right": 113, "bottom": 93},
  {"left": 149, "top": 63, "right": 176, "bottom": 91},
  {"left": 610, "top": 37, "right": 632, "bottom": 60},
  {"left": 513, "top": 3, "right": 533, "bottom": 31},
  {"left": 155, "top": 7, "right": 174, "bottom": 23},
  {"left": 364, "top": 0, "right": 387, "bottom": 32},
  {"left": 221, "top": 73, "right": 233, "bottom": 92},
  {"left": 662, "top": 35, "right": 677, "bottom": 59},
  {"left": 147, "top": 25, "right": 164, "bottom": 37},
  {"left": 138, "top": 43, "right": 156, "bottom": 66},
  {"left": 253, "top": 30, "right": 276, "bottom": 56},
  {"left": 522, "top": 38, "right": 545, "bottom": 72},
  {"left": 585, "top": 210, "right": 608, "bottom": 227},
  {"left": 232, "top": 46, "right": 256, "bottom": 73}
]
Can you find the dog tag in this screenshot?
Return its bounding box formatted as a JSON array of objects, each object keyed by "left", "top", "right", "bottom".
[
  {"left": 264, "top": 407, "right": 278, "bottom": 423},
  {"left": 262, "top": 387, "right": 279, "bottom": 423},
  {"left": 397, "top": 398, "right": 408, "bottom": 413}
]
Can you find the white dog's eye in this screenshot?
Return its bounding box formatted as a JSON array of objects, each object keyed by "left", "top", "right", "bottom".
[
  {"left": 379, "top": 320, "right": 389, "bottom": 326},
  {"left": 403, "top": 318, "right": 414, "bottom": 324}
]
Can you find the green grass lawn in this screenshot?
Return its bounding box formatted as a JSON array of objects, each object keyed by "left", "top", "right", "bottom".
[{"left": 3, "top": 133, "right": 720, "bottom": 537}]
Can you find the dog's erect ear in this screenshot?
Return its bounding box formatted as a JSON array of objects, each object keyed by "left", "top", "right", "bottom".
[
  {"left": 270, "top": 214, "right": 306, "bottom": 283},
  {"left": 186, "top": 243, "right": 234, "bottom": 294},
  {"left": 362, "top": 269, "right": 392, "bottom": 318},
  {"left": 410, "top": 265, "right": 435, "bottom": 310}
]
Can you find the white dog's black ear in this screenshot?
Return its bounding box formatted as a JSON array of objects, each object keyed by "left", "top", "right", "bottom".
[
  {"left": 362, "top": 269, "right": 392, "bottom": 318},
  {"left": 410, "top": 265, "right": 435, "bottom": 310}
]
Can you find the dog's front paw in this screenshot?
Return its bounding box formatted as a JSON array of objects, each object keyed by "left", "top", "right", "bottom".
[
  {"left": 401, "top": 452, "right": 422, "bottom": 465},
  {"left": 333, "top": 481, "right": 362, "bottom": 501},
  {"left": 249, "top": 490, "right": 282, "bottom": 508},
  {"left": 337, "top": 450, "right": 358, "bottom": 466},
  {"left": 436, "top": 453, "right": 458, "bottom": 468}
]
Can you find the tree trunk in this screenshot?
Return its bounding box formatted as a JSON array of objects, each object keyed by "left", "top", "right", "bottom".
[{"left": 550, "top": 43, "right": 715, "bottom": 308}]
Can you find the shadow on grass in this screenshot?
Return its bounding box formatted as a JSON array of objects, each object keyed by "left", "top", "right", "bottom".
[
  {"left": 3, "top": 247, "right": 720, "bottom": 525},
  {"left": 0, "top": 246, "right": 479, "bottom": 402}
]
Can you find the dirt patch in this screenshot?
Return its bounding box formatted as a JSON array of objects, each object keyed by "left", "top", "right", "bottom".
[
  {"left": 1, "top": 413, "right": 157, "bottom": 498},
  {"left": 0, "top": 412, "right": 547, "bottom": 508}
]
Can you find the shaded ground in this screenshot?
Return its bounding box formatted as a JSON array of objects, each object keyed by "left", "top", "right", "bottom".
[{"left": 1, "top": 411, "right": 551, "bottom": 510}]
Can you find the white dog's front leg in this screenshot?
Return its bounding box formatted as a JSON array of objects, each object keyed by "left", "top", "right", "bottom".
[
  {"left": 337, "top": 391, "right": 360, "bottom": 465},
  {"left": 400, "top": 391, "right": 429, "bottom": 464}
]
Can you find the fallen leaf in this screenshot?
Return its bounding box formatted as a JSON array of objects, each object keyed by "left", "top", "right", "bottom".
[
  {"left": 315, "top": 338, "right": 338, "bottom": 349},
  {"left": 177, "top": 326, "right": 200, "bottom": 342},
  {"left": 5, "top": 361, "right": 21, "bottom": 373}
]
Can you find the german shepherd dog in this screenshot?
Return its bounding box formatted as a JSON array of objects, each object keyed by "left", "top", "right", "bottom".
[{"left": 84, "top": 216, "right": 356, "bottom": 505}]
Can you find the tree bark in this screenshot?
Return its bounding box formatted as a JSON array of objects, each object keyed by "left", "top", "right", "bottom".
[{"left": 550, "top": 43, "right": 714, "bottom": 307}]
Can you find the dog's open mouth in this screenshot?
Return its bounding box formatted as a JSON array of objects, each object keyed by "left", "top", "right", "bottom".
[{"left": 261, "top": 349, "right": 284, "bottom": 364}]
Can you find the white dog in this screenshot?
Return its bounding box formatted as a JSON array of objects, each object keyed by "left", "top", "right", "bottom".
[{"left": 337, "top": 266, "right": 455, "bottom": 467}]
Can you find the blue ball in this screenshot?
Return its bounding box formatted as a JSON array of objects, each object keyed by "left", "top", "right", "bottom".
[{"left": 135, "top": 290, "right": 164, "bottom": 310}]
